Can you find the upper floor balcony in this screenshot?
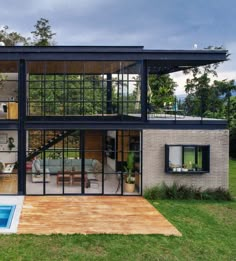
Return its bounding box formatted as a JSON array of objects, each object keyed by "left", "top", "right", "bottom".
[{"left": 0, "top": 46, "right": 228, "bottom": 126}]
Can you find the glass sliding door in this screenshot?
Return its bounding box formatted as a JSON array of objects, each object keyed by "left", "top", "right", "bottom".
[
  {"left": 26, "top": 130, "right": 44, "bottom": 195},
  {"left": 104, "top": 131, "right": 120, "bottom": 194},
  {"left": 63, "top": 131, "right": 82, "bottom": 194},
  {"left": 117, "top": 130, "right": 141, "bottom": 195},
  {"left": 84, "top": 130, "right": 103, "bottom": 194},
  {"left": 25, "top": 129, "right": 142, "bottom": 195}
]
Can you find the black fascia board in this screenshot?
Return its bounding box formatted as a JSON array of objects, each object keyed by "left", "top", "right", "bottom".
[
  {"left": 0, "top": 46, "right": 227, "bottom": 63},
  {"left": 24, "top": 120, "right": 227, "bottom": 130},
  {"left": 0, "top": 45, "right": 144, "bottom": 53}
]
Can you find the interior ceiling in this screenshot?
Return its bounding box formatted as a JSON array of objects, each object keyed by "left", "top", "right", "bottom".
[
  {"left": 0, "top": 61, "right": 138, "bottom": 74},
  {"left": 0, "top": 59, "right": 219, "bottom": 75},
  {"left": 0, "top": 61, "right": 18, "bottom": 72}
]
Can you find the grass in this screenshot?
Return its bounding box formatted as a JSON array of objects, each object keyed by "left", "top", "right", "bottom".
[
  {"left": 229, "top": 158, "right": 236, "bottom": 196},
  {"left": 0, "top": 159, "right": 235, "bottom": 260},
  {"left": 0, "top": 200, "right": 235, "bottom": 261}
]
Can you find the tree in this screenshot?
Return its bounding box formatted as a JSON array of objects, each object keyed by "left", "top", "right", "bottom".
[
  {"left": 0, "top": 25, "right": 29, "bottom": 46},
  {"left": 183, "top": 62, "right": 236, "bottom": 157},
  {"left": 213, "top": 79, "right": 236, "bottom": 120},
  {"left": 148, "top": 74, "right": 177, "bottom": 110},
  {"left": 31, "top": 18, "right": 56, "bottom": 46},
  {"left": 229, "top": 96, "right": 236, "bottom": 157},
  {"left": 0, "top": 18, "right": 55, "bottom": 46},
  {"left": 183, "top": 65, "right": 221, "bottom": 117}
]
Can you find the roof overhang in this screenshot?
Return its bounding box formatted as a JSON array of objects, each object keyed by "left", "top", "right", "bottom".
[{"left": 0, "top": 46, "right": 228, "bottom": 74}]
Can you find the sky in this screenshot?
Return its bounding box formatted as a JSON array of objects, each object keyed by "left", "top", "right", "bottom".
[{"left": 1, "top": 0, "right": 235, "bottom": 95}]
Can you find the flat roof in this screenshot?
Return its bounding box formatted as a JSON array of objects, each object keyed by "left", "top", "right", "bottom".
[{"left": 0, "top": 46, "right": 228, "bottom": 74}]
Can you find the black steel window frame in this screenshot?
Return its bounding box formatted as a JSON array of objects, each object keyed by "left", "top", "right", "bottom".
[
  {"left": 165, "top": 144, "right": 210, "bottom": 174},
  {"left": 25, "top": 129, "right": 142, "bottom": 196},
  {"left": 26, "top": 61, "right": 142, "bottom": 120}
]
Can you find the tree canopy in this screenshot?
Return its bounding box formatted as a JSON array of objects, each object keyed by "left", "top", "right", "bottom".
[
  {"left": 0, "top": 18, "right": 56, "bottom": 46},
  {"left": 31, "top": 18, "right": 56, "bottom": 46},
  {"left": 0, "top": 25, "right": 29, "bottom": 46},
  {"left": 148, "top": 74, "right": 177, "bottom": 110},
  {"left": 183, "top": 63, "right": 236, "bottom": 157}
]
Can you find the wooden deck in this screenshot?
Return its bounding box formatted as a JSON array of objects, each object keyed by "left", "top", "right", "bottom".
[{"left": 18, "top": 196, "right": 181, "bottom": 236}]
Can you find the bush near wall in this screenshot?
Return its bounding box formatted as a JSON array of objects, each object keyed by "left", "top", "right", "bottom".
[{"left": 144, "top": 183, "right": 233, "bottom": 201}]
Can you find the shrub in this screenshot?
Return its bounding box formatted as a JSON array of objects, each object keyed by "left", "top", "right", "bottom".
[{"left": 144, "top": 183, "right": 233, "bottom": 201}]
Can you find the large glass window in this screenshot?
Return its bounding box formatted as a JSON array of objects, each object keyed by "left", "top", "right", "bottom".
[
  {"left": 0, "top": 61, "right": 18, "bottom": 120},
  {"left": 26, "top": 130, "right": 81, "bottom": 195},
  {"left": 116, "top": 130, "right": 141, "bottom": 195},
  {"left": 165, "top": 145, "right": 210, "bottom": 173},
  {"left": 25, "top": 129, "right": 142, "bottom": 195},
  {"left": 26, "top": 61, "right": 141, "bottom": 119},
  {"left": 0, "top": 130, "right": 18, "bottom": 194}
]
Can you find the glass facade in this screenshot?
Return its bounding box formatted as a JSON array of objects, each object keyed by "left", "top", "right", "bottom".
[
  {"left": 26, "top": 130, "right": 142, "bottom": 195},
  {"left": 0, "top": 130, "right": 18, "bottom": 194},
  {"left": 26, "top": 61, "right": 141, "bottom": 118},
  {"left": 0, "top": 61, "right": 18, "bottom": 120}
]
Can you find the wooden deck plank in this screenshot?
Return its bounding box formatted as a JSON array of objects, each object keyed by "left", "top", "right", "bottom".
[{"left": 18, "top": 196, "right": 181, "bottom": 236}]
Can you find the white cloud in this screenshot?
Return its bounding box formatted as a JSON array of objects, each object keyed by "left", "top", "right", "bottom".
[
  {"left": 0, "top": 0, "right": 235, "bottom": 87},
  {"left": 172, "top": 67, "right": 236, "bottom": 96}
]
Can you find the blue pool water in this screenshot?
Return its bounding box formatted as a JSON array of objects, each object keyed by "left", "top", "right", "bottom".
[{"left": 0, "top": 205, "right": 16, "bottom": 228}]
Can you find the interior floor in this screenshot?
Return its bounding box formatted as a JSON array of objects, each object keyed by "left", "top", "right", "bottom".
[
  {"left": 26, "top": 173, "right": 140, "bottom": 195},
  {"left": 0, "top": 174, "right": 18, "bottom": 194}
]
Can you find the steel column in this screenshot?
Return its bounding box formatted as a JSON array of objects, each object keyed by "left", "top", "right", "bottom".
[
  {"left": 17, "top": 59, "right": 27, "bottom": 195},
  {"left": 141, "top": 60, "right": 148, "bottom": 121}
]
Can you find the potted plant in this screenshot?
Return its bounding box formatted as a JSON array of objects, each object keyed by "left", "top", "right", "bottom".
[
  {"left": 124, "top": 152, "right": 135, "bottom": 193},
  {"left": 182, "top": 164, "right": 188, "bottom": 172},
  {"left": 192, "top": 163, "right": 198, "bottom": 171}
]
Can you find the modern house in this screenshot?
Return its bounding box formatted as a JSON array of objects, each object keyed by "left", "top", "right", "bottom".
[{"left": 0, "top": 46, "right": 229, "bottom": 196}]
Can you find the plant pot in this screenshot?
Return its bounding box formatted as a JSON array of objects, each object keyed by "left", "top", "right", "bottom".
[{"left": 124, "top": 182, "right": 135, "bottom": 193}]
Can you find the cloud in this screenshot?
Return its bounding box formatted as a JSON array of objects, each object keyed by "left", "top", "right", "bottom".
[{"left": 0, "top": 0, "right": 235, "bottom": 87}]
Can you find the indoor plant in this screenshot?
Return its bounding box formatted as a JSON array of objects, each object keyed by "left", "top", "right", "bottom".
[{"left": 124, "top": 152, "right": 135, "bottom": 193}]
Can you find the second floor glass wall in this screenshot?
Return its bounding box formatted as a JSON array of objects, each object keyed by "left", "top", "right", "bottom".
[
  {"left": 26, "top": 61, "right": 141, "bottom": 119},
  {"left": 0, "top": 61, "right": 18, "bottom": 120}
]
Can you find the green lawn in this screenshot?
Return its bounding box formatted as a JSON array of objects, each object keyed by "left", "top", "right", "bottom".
[
  {"left": 0, "top": 160, "right": 235, "bottom": 260},
  {"left": 229, "top": 158, "right": 236, "bottom": 196},
  {"left": 0, "top": 200, "right": 235, "bottom": 261}
]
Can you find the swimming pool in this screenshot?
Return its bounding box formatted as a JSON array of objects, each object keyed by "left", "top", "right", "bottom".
[{"left": 0, "top": 205, "right": 16, "bottom": 229}]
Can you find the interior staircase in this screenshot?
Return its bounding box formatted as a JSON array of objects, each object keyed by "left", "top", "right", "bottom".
[{"left": 26, "top": 130, "right": 76, "bottom": 161}]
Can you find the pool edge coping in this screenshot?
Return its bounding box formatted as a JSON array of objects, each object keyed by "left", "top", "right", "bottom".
[{"left": 0, "top": 196, "right": 24, "bottom": 234}]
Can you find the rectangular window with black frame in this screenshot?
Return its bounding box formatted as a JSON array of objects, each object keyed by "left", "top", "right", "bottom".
[{"left": 165, "top": 144, "right": 210, "bottom": 174}]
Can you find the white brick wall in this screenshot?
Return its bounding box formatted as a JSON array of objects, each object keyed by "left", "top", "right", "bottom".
[{"left": 143, "top": 129, "right": 229, "bottom": 190}]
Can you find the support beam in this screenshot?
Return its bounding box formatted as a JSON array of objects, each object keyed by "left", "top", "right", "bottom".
[
  {"left": 18, "top": 59, "right": 26, "bottom": 195},
  {"left": 106, "top": 73, "right": 112, "bottom": 114},
  {"left": 141, "top": 60, "right": 148, "bottom": 121}
]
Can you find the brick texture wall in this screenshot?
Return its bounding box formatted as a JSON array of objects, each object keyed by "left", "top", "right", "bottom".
[{"left": 143, "top": 129, "right": 229, "bottom": 190}]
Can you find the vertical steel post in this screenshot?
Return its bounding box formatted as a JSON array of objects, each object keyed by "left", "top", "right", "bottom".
[
  {"left": 106, "top": 73, "right": 112, "bottom": 114},
  {"left": 18, "top": 59, "right": 26, "bottom": 195},
  {"left": 141, "top": 60, "right": 148, "bottom": 121}
]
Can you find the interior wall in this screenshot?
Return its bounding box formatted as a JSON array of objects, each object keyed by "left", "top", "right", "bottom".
[
  {"left": 169, "top": 146, "right": 182, "bottom": 166},
  {"left": 0, "top": 73, "right": 18, "bottom": 101},
  {"left": 117, "top": 130, "right": 140, "bottom": 162},
  {"left": 0, "top": 130, "right": 18, "bottom": 164},
  {"left": 84, "top": 130, "right": 103, "bottom": 162}
]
